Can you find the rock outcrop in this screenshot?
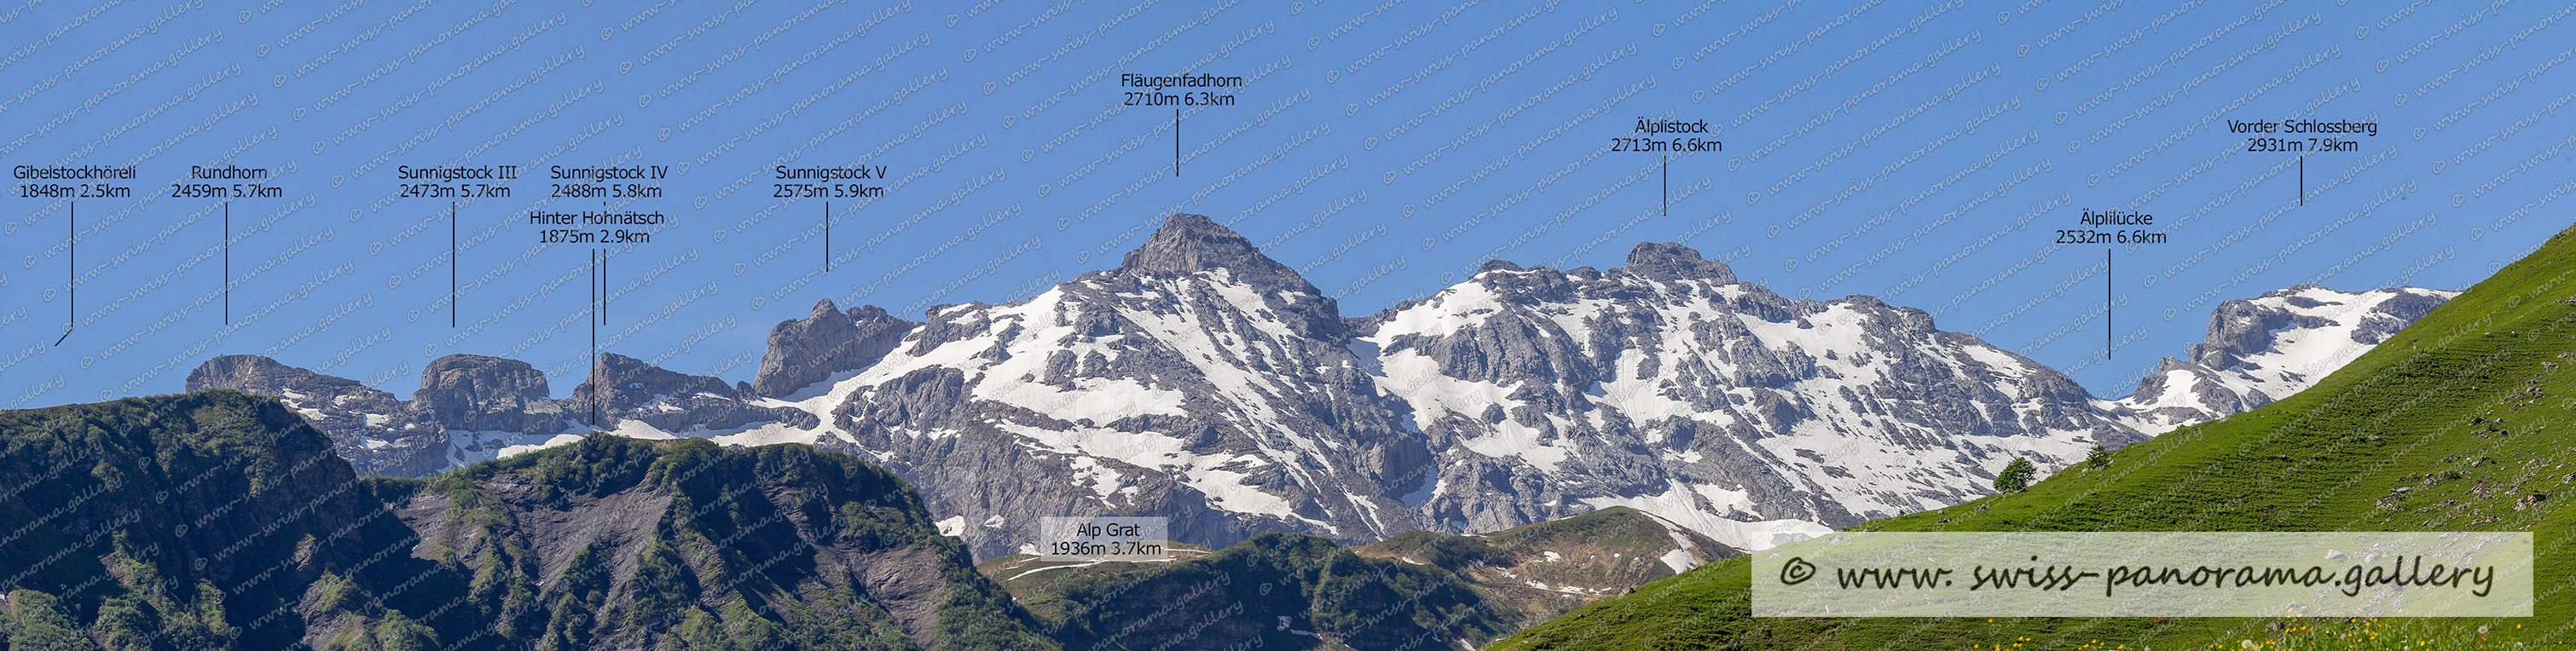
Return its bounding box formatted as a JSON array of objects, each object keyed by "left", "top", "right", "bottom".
[
  {"left": 413, "top": 354, "right": 564, "bottom": 435},
  {"left": 753, "top": 300, "right": 915, "bottom": 399}
]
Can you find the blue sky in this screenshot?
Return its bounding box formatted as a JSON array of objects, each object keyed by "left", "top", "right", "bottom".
[{"left": 1, "top": 0, "right": 2567, "bottom": 405}]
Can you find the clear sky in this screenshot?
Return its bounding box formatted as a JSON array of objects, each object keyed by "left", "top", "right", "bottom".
[{"left": 1, "top": 0, "right": 2566, "bottom": 406}]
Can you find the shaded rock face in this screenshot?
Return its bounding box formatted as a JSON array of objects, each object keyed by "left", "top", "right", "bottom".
[
  {"left": 414, "top": 354, "right": 563, "bottom": 435},
  {"left": 2112, "top": 285, "right": 2458, "bottom": 435},
  {"left": 753, "top": 300, "right": 916, "bottom": 399},
  {"left": 192, "top": 354, "right": 572, "bottom": 473}
]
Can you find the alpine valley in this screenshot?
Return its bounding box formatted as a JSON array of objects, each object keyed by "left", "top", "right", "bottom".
[{"left": 167, "top": 214, "right": 2449, "bottom": 562}]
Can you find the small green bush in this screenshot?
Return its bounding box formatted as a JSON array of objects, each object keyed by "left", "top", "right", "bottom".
[{"left": 1993, "top": 457, "right": 2035, "bottom": 493}]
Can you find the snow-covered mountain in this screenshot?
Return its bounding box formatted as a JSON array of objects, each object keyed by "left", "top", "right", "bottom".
[
  {"left": 750, "top": 213, "right": 1439, "bottom": 555},
  {"left": 2110, "top": 285, "right": 2456, "bottom": 434},
  {"left": 1356, "top": 245, "right": 2139, "bottom": 550},
  {"left": 182, "top": 214, "right": 2451, "bottom": 557}
]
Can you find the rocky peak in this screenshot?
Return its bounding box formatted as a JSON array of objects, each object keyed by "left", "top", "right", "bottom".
[
  {"left": 188, "top": 354, "right": 376, "bottom": 397},
  {"left": 2114, "top": 285, "right": 2457, "bottom": 435},
  {"left": 2189, "top": 286, "right": 2336, "bottom": 369},
  {"left": 1619, "top": 242, "right": 1737, "bottom": 285},
  {"left": 2185, "top": 285, "right": 2450, "bottom": 370},
  {"left": 1107, "top": 212, "right": 1346, "bottom": 339},
  {"left": 1118, "top": 212, "right": 1317, "bottom": 293},
  {"left": 753, "top": 299, "right": 917, "bottom": 398},
  {"left": 589, "top": 353, "right": 735, "bottom": 401},
  {"left": 412, "top": 354, "right": 563, "bottom": 435}
]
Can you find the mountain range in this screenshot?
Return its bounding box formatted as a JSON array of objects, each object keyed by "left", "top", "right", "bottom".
[
  {"left": 1491, "top": 223, "right": 2576, "bottom": 651},
  {"left": 180, "top": 213, "right": 2452, "bottom": 559}
]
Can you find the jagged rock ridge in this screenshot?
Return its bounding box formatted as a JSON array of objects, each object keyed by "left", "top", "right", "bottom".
[{"left": 186, "top": 351, "right": 815, "bottom": 474}]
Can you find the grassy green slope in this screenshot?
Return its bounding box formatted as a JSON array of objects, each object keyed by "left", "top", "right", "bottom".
[{"left": 1495, "top": 226, "right": 2576, "bottom": 650}]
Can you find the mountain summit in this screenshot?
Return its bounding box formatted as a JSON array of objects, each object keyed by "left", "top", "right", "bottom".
[
  {"left": 1622, "top": 241, "right": 1738, "bottom": 284},
  {"left": 753, "top": 299, "right": 914, "bottom": 399},
  {"left": 1116, "top": 212, "right": 1317, "bottom": 292}
]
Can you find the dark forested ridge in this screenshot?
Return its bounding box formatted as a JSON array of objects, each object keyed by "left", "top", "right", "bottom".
[
  {"left": 970, "top": 507, "right": 1736, "bottom": 650},
  {"left": 0, "top": 390, "right": 1052, "bottom": 650},
  {"left": 1013, "top": 532, "right": 1522, "bottom": 651}
]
